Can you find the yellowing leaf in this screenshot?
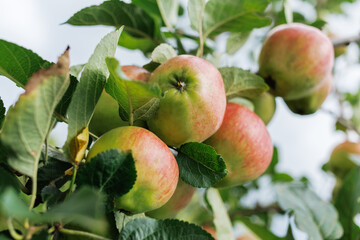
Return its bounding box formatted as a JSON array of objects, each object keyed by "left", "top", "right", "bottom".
[{"left": 69, "top": 126, "right": 89, "bottom": 164}]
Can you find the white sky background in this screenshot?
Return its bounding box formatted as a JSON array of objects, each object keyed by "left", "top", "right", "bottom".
[{"left": 1, "top": 0, "right": 360, "bottom": 238}]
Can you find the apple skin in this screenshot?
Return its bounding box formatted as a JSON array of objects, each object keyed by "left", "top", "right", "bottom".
[
  {"left": 202, "top": 226, "right": 217, "bottom": 240},
  {"left": 147, "top": 55, "right": 226, "bottom": 147},
  {"left": 146, "top": 179, "right": 196, "bottom": 219},
  {"left": 251, "top": 92, "right": 276, "bottom": 125},
  {"left": 86, "top": 126, "right": 179, "bottom": 214},
  {"left": 258, "top": 23, "right": 334, "bottom": 100},
  {"left": 89, "top": 65, "right": 150, "bottom": 137},
  {"left": 285, "top": 74, "right": 332, "bottom": 115},
  {"left": 204, "top": 103, "right": 273, "bottom": 188},
  {"left": 326, "top": 141, "right": 359, "bottom": 179}
]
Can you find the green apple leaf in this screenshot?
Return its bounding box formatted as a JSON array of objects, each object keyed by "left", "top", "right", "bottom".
[
  {"left": 205, "top": 188, "right": 235, "bottom": 240},
  {"left": 118, "top": 31, "right": 158, "bottom": 55},
  {"left": 41, "top": 186, "right": 62, "bottom": 208},
  {"left": 77, "top": 149, "right": 136, "bottom": 199},
  {"left": 234, "top": 216, "right": 284, "bottom": 240},
  {"left": 119, "top": 218, "right": 214, "bottom": 240},
  {"left": 55, "top": 75, "right": 78, "bottom": 118},
  {"left": 228, "top": 97, "right": 254, "bottom": 111},
  {"left": 0, "top": 39, "right": 51, "bottom": 88},
  {"left": 66, "top": 1, "right": 158, "bottom": 47},
  {"left": 226, "top": 32, "right": 251, "bottom": 55},
  {"left": 105, "top": 57, "right": 160, "bottom": 124},
  {"left": 175, "top": 142, "right": 227, "bottom": 188},
  {"left": 335, "top": 168, "right": 360, "bottom": 240},
  {"left": 219, "top": 67, "right": 269, "bottom": 100},
  {"left": 0, "top": 97, "right": 5, "bottom": 129},
  {"left": 276, "top": 183, "right": 343, "bottom": 240},
  {"left": 188, "top": 0, "right": 206, "bottom": 33},
  {"left": 65, "top": 29, "right": 122, "bottom": 161},
  {"left": 69, "top": 64, "right": 84, "bottom": 78},
  {"left": 0, "top": 50, "right": 70, "bottom": 177},
  {"left": 156, "top": 0, "right": 179, "bottom": 31},
  {"left": 0, "top": 165, "right": 20, "bottom": 193},
  {"left": 202, "top": 0, "right": 271, "bottom": 38},
  {"left": 115, "top": 211, "right": 146, "bottom": 233},
  {"left": 151, "top": 43, "right": 177, "bottom": 64}
]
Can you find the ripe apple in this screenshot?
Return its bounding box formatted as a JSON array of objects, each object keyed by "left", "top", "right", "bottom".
[
  {"left": 89, "top": 65, "right": 150, "bottom": 137},
  {"left": 258, "top": 23, "right": 334, "bottom": 100},
  {"left": 251, "top": 92, "right": 276, "bottom": 125},
  {"left": 86, "top": 126, "right": 179, "bottom": 213},
  {"left": 204, "top": 103, "right": 273, "bottom": 188},
  {"left": 326, "top": 141, "right": 359, "bottom": 179},
  {"left": 285, "top": 74, "right": 332, "bottom": 115},
  {"left": 146, "top": 179, "right": 195, "bottom": 219},
  {"left": 147, "top": 55, "right": 226, "bottom": 147},
  {"left": 202, "top": 226, "right": 217, "bottom": 239}
]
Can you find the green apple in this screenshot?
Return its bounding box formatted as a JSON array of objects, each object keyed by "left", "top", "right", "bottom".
[
  {"left": 89, "top": 65, "right": 150, "bottom": 137},
  {"left": 285, "top": 74, "right": 332, "bottom": 115},
  {"left": 326, "top": 141, "right": 360, "bottom": 179},
  {"left": 204, "top": 103, "right": 273, "bottom": 188},
  {"left": 147, "top": 55, "right": 227, "bottom": 147},
  {"left": 258, "top": 23, "right": 334, "bottom": 100},
  {"left": 87, "top": 126, "right": 179, "bottom": 213},
  {"left": 251, "top": 92, "right": 276, "bottom": 125},
  {"left": 146, "top": 179, "right": 195, "bottom": 219}
]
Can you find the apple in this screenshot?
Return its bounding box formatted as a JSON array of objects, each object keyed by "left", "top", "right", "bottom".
[
  {"left": 86, "top": 126, "right": 179, "bottom": 213},
  {"left": 326, "top": 141, "right": 359, "bottom": 179},
  {"left": 204, "top": 103, "right": 273, "bottom": 188},
  {"left": 251, "top": 92, "right": 276, "bottom": 125},
  {"left": 146, "top": 179, "right": 195, "bottom": 219},
  {"left": 202, "top": 226, "right": 217, "bottom": 239},
  {"left": 258, "top": 23, "right": 334, "bottom": 100},
  {"left": 285, "top": 74, "right": 332, "bottom": 115},
  {"left": 147, "top": 55, "right": 226, "bottom": 147},
  {"left": 89, "top": 65, "right": 150, "bottom": 137}
]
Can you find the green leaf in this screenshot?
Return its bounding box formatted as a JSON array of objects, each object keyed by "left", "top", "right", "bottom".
[
  {"left": 264, "top": 146, "right": 279, "bottom": 175},
  {"left": 55, "top": 75, "right": 78, "bottom": 118},
  {"left": 77, "top": 149, "right": 136, "bottom": 199},
  {"left": 228, "top": 97, "right": 254, "bottom": 111},
  {"left": 205, "top": 188, "right": 234, "bottom": 240},
  {"left": 235, "top": 216, "right": 284, "bottom": 240},
  {"left": 114, "top": 211, "right": 145, "bottom": 233},
  {"left": 156, "top": 0, "right": 179, "bottom": 30},
  {"left": 151, "top": 43, "right": 177, "bottom": 64},
  {"left": 0, "top": 39, "right": 51, "bottom": 88},
  {"left": 105, "top": 57, "right": 160, "bottom": 123},
  {"left": 226, "top": 32, "right": 251, "bottom": 55},
  {"left": 0, "top": 50, "right": 70, "bottom": 177},
  {"left": 202, "top": 0, "right": 271, "bottom": 37},
  {"left": 188, "top": 0, "right": 206, "bottom": 32},
  {"left": 118, "top": 31, "right": 157, "bottom": 55},
  {"left": 276, "top": 183, "right": 343, "bottom": 240},
  {"left": 65, "top": 29, "right": 122, "bottom": 161},
  {"left": 219, "top": 67, "right": 269, "bottom": 99},
  {"left": 176, "top": 142, "right": 227, "bottom": 188},
  {"left": 0, "top": 98, "right": 5, "bottom": 129},
  {"left": 66, "top": 1, "right": 155, "bottom": 40},
  {"left": 335, "top": 168, "right": 360, "bottom": 240},
  {"left": 41, "top": 186, "right": 62, "bottom": 208},
  {"left": 69, "top": 64, "right": 84, "bottom": 78},
  {"left": 119, "top": 218, "right": 214, "bottom": 240},
  {"left": 45, "top": 187, "right": 108, "bottom": 234},
  {"left": 0, "top": 165, "right": 20, "bottom": 193}
]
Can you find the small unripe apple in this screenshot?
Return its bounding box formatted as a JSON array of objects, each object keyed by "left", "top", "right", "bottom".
[
  {"left": 87, "top": 126, "right": 179, "bottom": 213},
  {"left": 147, "top": 55, "right": 226, "bottom": 147},
  {"left": 146, "top": 179, "right": 195, "bottom": 219},
  {"left": 258, "top": 23, "right": 334, "bottom": 100},
  {"left": 89, "top": 65, "right": 150, "bottom": 137},
  {"left": 251, "top": 92, "right": 276, "bottom": 125},
  {"left": 326, "top": 141, "right": 359, "bottom": 179},
  {"left": 204, "top": 103, "right": 273, "bottom": 188},
  {"left": 285, "top": 74, "right": 332, "bottom": 115}
]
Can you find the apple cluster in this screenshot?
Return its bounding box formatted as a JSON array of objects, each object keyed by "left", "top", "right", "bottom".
[{"left": 87, "top": 55, "right": 273, "bottom": 215}]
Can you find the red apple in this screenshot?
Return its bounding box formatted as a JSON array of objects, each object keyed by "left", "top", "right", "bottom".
[
  {"left": 146, "top": 179, "right": 196, "bottom": 219},
  {"left": 204, "top": 103, "right": 273, "bottom": 188},
  {"left": 86, "top": 126, "right": 179, "bottom": 213},
  {"left": 89, "top": 65, "right": 150, "bottom": 136},
  {"left": 326, "top": 141, "right": 360, "bottom": 179},
  {"left": 202, "top": 226, "right": 217, "bottom": 240},
  {"left": 147, "top": 55, "right": 226, "bottom": 147},
  {"left": 258, "top": 23, "right": 334, "bottom": 100},
  {"left": 285, "top": 73, "right": 332, "bottom": 115}
]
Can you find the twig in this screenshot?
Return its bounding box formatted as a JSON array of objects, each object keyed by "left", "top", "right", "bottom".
[
  {"left": 59, "top": 228, "right": 111, "bottom": 240},
  {"left": 332, "top": 34, "right": 360, "bottom": 47}
]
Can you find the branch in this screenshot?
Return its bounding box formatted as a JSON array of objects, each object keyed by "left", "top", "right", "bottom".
[
  {"left": 331, "top": 34, "right": 360, "bottom": 47},
  {"left": 229, "top": 204, "right": 285, "bottom": 218}
]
